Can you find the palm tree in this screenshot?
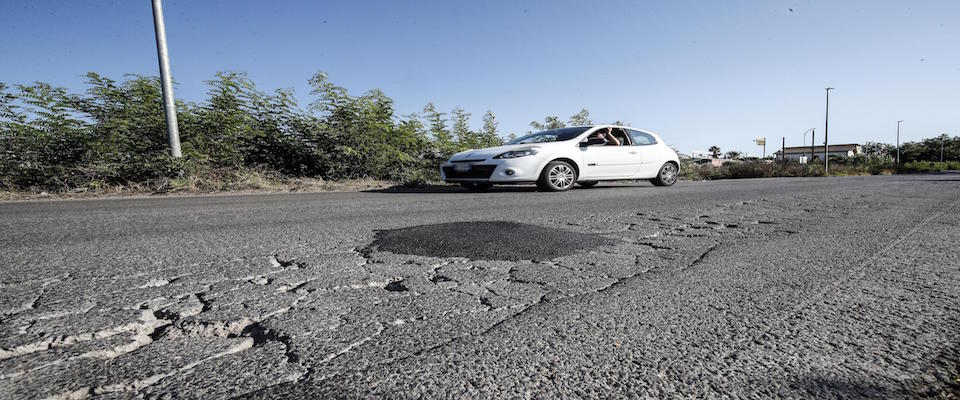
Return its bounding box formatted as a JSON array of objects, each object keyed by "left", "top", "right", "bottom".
[
  {"left": 724, "top": 150, "right": 742, "bottom": 160},
  {"left": 708, "top": 146, "right": 721, "bottom": 158}
]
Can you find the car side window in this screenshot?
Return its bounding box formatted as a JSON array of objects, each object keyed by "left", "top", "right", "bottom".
[
  {"left": 610, "top": 128, "right": 631, "bottom": 145},
  {"left": 627, "top": 129, "right": 657, "bottom": 146}
]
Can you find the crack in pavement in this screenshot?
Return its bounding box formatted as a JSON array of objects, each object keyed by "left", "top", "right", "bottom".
[
  {"left": 79, "top": 338, "right": 254, "bottom": 399},
  {"left": 4, "top": 198, "right": 773, "bottom": 399},
  {"left": 7, "top": 178, "right": 957, "bottom": 399},
  {"left": 314, "top": 241, "right": 726, "bottom": 387},
  {"left": 709, "top": 196, "right": 960, "bottom": 367},
  {"left": 290, "top": 193, "right": 844, "bottom": 392},
  {"left": 0, "top": 310, "right": 167, "bottom": 362}
]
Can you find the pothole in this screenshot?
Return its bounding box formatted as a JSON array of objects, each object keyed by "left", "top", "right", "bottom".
[
  {"left": 367, "top": 221, "right": 608, "bottom": 261},
  {"left": 384, "top": 281, "right": 408, "bottom": 292}
]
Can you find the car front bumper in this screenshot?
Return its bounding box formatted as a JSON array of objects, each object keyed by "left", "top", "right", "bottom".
[{"left": 440, "top": 157, "right": 542, "bottom": 183}]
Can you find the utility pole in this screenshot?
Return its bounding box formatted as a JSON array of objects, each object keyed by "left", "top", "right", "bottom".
[
  {"left": 781, "top": 137, "right": 785, "bottom": 162},
  {"left": 896, "top": 120, "right": 903, "bottom": 164},
  {"left": 152, "top": 0, "right": 182, "bottom": 158},
  {"left": 942, "top": 134, "right": 946, "bottom": 171},
  {"left": 824, "top": 87, "right": 834, "bottom": 173}
]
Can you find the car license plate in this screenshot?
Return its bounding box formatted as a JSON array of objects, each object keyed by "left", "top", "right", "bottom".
[{"left": 454, "top": 164, "right": 471, "bottom": 172}]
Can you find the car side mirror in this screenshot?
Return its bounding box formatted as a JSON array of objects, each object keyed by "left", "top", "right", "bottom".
[{"left": 580, "top": 137, "right": 606, "bottom": 147}]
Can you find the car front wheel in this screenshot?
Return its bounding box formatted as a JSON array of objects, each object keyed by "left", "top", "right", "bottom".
[
  {"left": 651, "top": 162, "right": 678, "bottom": 186},
  {"left": 537, "top": 161, "right": 577, "bottom": 192}
]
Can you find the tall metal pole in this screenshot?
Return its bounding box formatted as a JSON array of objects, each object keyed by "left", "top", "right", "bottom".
[
  {"left": 152, "top": 0, "right": 182, "bottom": 158},
  {"left": 896, "top": 120, "right": 903, "bottom": 164},
  {"left": 802, "top": 130, "right": 807, "bottom": 159},
  {"left": 811, "top": 129, "right": 815, "bottom": 163},
  {"left": 941, "top": 134, "right": 946, "bottom": 171},
  {"left": 824, "top": 87, "right": 834, "bottom": 173},
  {"left": 802, "top": 128, "right": 814, "bottom": 161}
]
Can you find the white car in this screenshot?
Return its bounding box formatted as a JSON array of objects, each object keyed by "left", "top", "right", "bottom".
[{"left": 441, "top": 125, "right": 680, "bottom": 191}]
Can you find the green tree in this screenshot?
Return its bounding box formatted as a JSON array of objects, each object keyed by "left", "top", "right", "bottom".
[
  {"left": 724, "top": 150, "right": 742, "bottom": 160},
  {"left": 568, "top": 108, "right": 592, "bottom": 126},
  {"left": 422, "top": 103, "right": 451, "bottom": 145},
  {"left": 74, "top": 73, "right": 186, "bottom": 184},
  {"left": 450, "top": 107, "right": 475, "bottom": 148},
  {"left": 308, "top": 71, "right": 420, "bottom": 179},
  {"left": 191, "top": 72, "right": 261, "bottom": 167},
  {"left": 479, "top": 110, "right": 502, "bottom": 148},
  {"left": 861, "top": 142, "right": 895, "bottom": 160},
  {"left": 708, "top": 146, "right": 721, "bottom": 158},
  {"left": 0, "top": 81, "right": 91, "bottom": 189},
  {"left": 901, "top": 134, "right": 959, "bottom": 162},
  {"left": 530, "top": 115, "right": 565, "bottom": 131}
]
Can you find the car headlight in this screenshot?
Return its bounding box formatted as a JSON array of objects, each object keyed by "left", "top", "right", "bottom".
[{"left": 494, "top": 149, "right": 538, "bottom": 159}]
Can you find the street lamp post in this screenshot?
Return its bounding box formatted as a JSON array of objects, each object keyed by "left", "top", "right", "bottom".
[
  {"left": 151, "top": 0, "right": 182, "bottom": 158},
  {"left": 824, "top": 87, "right": 834, "bottom": 173},
  {"left": 811, "top": 129, "right": 815, "bottom": 163},
  {"left": 896, "top": 120, "right": 903, "bottom": 164},
  {"left": 802, "top": 128, "right": 815, "bottom": 162}
]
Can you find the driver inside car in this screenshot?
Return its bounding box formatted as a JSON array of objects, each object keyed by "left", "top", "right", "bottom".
[{"left": 592, "top": 127, "right": 621, "bottom": 146}]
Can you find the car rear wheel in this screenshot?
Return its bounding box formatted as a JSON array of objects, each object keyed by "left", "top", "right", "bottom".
[
  {"left": 651, "top": 162, "right": 678, "bottom": 186},
  {"left": 577, "top": 181, "right": 598, "bottom": 188},
  {"left": 537, "top": 161, "right": 577, "bottom": 192},
  {"left": 461, "top": 182, "right": 493, "bottom": 192}
]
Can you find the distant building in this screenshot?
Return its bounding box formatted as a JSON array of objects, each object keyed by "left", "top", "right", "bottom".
[
  {"left": 691, "top": 150, "right": 713, "bottom": 159},
  {"left": 775, "top": 144, "right": 861, "bottom": 161}
]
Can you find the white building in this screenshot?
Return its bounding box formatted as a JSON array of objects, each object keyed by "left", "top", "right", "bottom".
[{"left": 774, "top": 144, "right": 861, "bottom": 162}]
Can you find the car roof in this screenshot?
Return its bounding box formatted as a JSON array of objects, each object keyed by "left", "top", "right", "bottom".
[{"left": 577, "top": 125, "right": 661, "bottom": 138}]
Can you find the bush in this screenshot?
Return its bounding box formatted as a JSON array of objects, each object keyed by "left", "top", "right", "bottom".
[
  {"left": 899, "top": 160, "right": 960, "bottom": 173},
  {"left": 0, "top": 72, "right": 500, "bottom": 193},
  {"left": 680, "top": 160, "right": 883, "bottom": 181}
]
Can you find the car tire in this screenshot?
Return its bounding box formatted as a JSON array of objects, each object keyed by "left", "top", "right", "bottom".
[
  {"left": 461, "top": 182, "right": 493, "bottom": 192},
  {"left": 577, "top": 181, "right": 598, "bottom": 188},
  {"left": 651, "top": 162, "right": 679, "bottom": 187},
  {"left": 537, "top": 161, "right": 577, "bottom": 192}
]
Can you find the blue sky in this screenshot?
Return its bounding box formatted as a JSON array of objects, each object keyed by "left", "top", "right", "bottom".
[{"left": 2, "top": 0, "right": 958, "bottom": 155}]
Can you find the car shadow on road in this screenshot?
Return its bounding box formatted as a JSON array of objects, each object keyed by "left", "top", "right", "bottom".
[
  {"left": 365, "top": 184, "right": 537, "bottom": 194},
  {"left": 364, "top": 183, "right": 652, "bottom": 194}
]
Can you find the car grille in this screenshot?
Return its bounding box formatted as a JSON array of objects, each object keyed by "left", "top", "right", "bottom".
[{"left": 443, "top": 164, "right": 496, "bottom": 179}]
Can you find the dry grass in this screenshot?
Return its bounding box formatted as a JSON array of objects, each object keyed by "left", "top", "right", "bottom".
[{"left": 0, "top": 168, "right": 417, "bottom": 202}]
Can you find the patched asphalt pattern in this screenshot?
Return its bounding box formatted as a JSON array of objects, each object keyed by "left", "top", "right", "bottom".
[
  {"left": 1, "top": 175, "right": 959, "bottom": 399},
  {"left": 368, "top": 221, "right": 608, "bottom": 261}
]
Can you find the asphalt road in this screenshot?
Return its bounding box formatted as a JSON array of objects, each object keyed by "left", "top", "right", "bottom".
[{"left": 1, "top": 175, "right": 958, "bottom": 399}]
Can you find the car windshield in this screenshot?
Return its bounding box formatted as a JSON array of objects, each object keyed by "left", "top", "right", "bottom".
[{"left": 507, "top": 127, "right": 592, "bottom": 144}]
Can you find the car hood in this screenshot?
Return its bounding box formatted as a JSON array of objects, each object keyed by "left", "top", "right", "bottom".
[{"left": 448, "top": 143, "right": 561, "bottom": 161}]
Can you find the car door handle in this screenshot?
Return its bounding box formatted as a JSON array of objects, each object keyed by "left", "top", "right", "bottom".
[{"left": 629, "top": 151, "right": 638, "bottom": 154}]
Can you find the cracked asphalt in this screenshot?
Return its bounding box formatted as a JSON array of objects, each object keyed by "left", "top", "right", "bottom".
[{"left": 1, "top": 175, "right": 959, "bottom": 399}]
